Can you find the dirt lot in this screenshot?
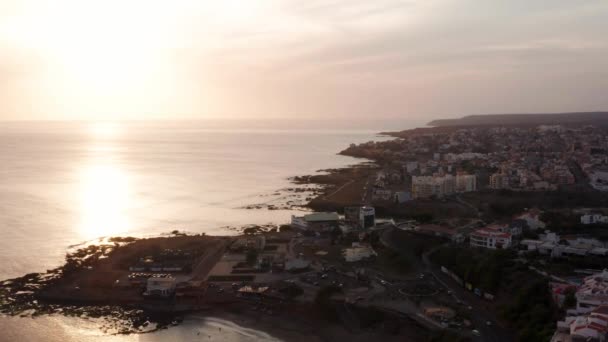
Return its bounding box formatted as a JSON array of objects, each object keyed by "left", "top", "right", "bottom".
[{"left": 37, "top": 235, "right": 227, "bottom": 304}]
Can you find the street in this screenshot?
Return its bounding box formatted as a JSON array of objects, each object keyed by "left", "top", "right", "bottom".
[{"left": 381, "top": 227, "right": 514, "bottom": 342}]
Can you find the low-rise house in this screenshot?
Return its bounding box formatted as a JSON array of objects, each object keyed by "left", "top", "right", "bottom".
[
  {"left": 284, "top": 258, "right": 310, "bottom": 272},
  {"left": 515, "top": 209, "right": 546, "bottom": 230},
  {"left": 394, "top": 191, "right": 412, "bottom": 203},
  {"left": 522, "top": 233, "right": 608, "bottom": 258},
  {"left": 291, "top": 212, "right": 339, "bottom": 231},
  {"left": 581, "top": 213, "right": 608, "bottom": 225},
  {"left": 553, "top": 305, "right": 608, "bottom": 342},
  {"left": 372, "top": 188, "right": 392, "bottom": 201},
  {"left": 343, "top": 243, "right": 376, "bottom": 262},
  {"left": 230, "top": 235, "right": 266, "bottom": 252},
  {"left": 551, "top": 282, "right": 577, "bottom": 308},
  {"left": 145, "top": 277, "right": 177, "bottom": 297},
  {"left": 175, "top": 280, "right": 208, "bottom": 303},
  {"left": 237, "top": 286, "right": 270, "bottom": 299},
  {"left": 576, "top": 270, "right": 608, "bottom": 314},
  {"left": 469, "top": 227, "right": 512, "bottom": 249}
]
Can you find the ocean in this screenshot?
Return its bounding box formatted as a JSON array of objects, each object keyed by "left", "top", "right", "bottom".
[{"left": 0, "top": 119, "right": 419, "bottom": 341}]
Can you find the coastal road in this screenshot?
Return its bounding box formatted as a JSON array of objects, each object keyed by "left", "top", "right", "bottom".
[
  {"left": 191, "top": 238, "right": 232, "bottom": 280},
  {"left": 323, "top": 179, "right": 355, "bottom": 200}
]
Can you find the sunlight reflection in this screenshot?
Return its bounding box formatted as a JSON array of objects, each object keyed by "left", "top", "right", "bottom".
[
  {"left": 87, "top": 122, "right": 123, "bottom": 138},
  {"left": 78, "top": 123, "right": 131, "bottom": 239},
  {"left": 78, "top": 164, "right": 131, "bottom": 239}
]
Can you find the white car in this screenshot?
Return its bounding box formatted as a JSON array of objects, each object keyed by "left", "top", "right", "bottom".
[{"left": 472, "top": 329, "right": 481, "bottom": 336}]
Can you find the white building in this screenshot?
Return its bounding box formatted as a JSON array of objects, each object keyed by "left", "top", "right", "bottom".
[
  {"left": 456, "top": 174, "right": 477, "bottom": 193},
  {"left": 516, "top": 209, "right": 546, "bottom": 230},
  {"left": 582, "top": 213, "right": 608, "bottom": 225},
  {"left": 343, "top": 244, "right": 376, "bottom": 262},
  {"left": 405, "top": 161, "right": 418, "bottom": 173},
  {"left": 489, "top": 173, "right": 510, "bottom": 189},
  {"left": 145, "top": 277, "right": 177, "bottom": 297},
  {"left": 553, "top": 306, "right": 608, "bottom": 342},
  {"left": 411, "top": 175, "right": 455, "bottom": 199},
  {"left": 469, "top": 227, "right": 512, "bottom": 249},
  {"left": 590, "top": 169, "right": 608, "bottom": 191},
  {"left": 576, "top": 270, "right": 608, "bottom": 314},
  {"left": 291, "top": 212, "right": 340, "bottom": 231}
]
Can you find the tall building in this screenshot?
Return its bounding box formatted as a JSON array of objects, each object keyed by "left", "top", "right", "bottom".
[
  {"left": 456, "top": 173, "right": 477, "bottom": 192},
  {"left": 412, "top": 175, "right": 456, "bottom": 199},
  {"left": 343, "top": 206, "right": 375, "bottom": 229},
  {"left": 489, "top": 173, "right": 509, "bottom": 189}
]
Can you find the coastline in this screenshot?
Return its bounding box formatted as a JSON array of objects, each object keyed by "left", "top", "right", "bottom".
[{"left": 0, "top": 229, "right": 446, "bottom": 341}]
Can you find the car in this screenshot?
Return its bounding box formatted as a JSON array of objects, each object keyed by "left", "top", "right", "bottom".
[
  {"left": 472, "top": 329, "right": 481, "bottom": 336},
  {"left": 467, "top": 306, "right": 473, "bottom": 310},
  {"left": 486, "top": 321, "right": 492, "bottom": 326},
  {"left": 321, "top": 274, "right": 328, "bottom": 279},
  {"left": 380, "top": 280, "right": 387, "bottom": 285}
]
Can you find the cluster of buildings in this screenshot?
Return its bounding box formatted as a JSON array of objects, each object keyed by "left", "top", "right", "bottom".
[
  {"left": 342, "top": 124, "right": 608, "bottom": 193},
  {"left": 343, "top": 242, "right": 377, "bottom": 262},
  {"left": 291, "top": 207, "right": 379, "bottom": 263},
  {"left": 581, "top": 213, "right": 608, "bottom": 225},
  {"left": 411, "top": 173, "right": 477, "bottom": 199},
  {"left": 128, "top": 248, "right": 199, "bottom": 273},
  {"left": 291, "top": 206, "right": 376, "bottom": 233},
  {"left": 466, "top": 210, "right": 546, "bottom": 250},
  {"left": 469, "top": 225, "right": 513, "bottom": 249},
  {"left": 552, "top": 270, "right": 608, "bottom": 342},
  {"left": 521, "top": 232, "right": 608, "bottom": 258}
]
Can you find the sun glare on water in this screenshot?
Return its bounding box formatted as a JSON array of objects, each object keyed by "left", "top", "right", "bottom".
[{"left": 78, "top": 123, "right": 132, "bottom": 239}]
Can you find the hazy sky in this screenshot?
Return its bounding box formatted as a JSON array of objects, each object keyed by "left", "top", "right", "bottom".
[{"left": 0, "top": 0, "right": 607, "bottom": 121}]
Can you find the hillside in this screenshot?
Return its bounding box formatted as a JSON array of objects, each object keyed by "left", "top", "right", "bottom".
[{"left": 428, "top": 112, "right": 608, "bottom": 127}]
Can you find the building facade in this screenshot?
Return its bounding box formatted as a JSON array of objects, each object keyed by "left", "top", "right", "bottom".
[{"left": 469, "top": 227, "right": 512, "bottom": 249}]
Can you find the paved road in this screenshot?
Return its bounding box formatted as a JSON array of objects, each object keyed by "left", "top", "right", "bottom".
[
  {"left": 380, "top": 227, "right": 513, "bottom": 342},
  {"left": 192, "top": 238, "right": 232, "bottom": 280},
  {"left": 324, "top": 179, "right": 355, "bottom": 200},
  {"left": 421, "top": 245, "right": 513, "bottom": 342}
]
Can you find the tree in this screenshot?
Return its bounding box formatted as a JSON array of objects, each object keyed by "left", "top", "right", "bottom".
[
  {"left": 246, "top": 249, "right": 258, "bottom": 265},
  {"left": 563, "top": 288, "right": 576, "bottom": 309}
]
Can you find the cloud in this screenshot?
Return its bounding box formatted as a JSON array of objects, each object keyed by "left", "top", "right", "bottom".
[{"left": 0, "top": 0, "right": 607, "bottom": 120}]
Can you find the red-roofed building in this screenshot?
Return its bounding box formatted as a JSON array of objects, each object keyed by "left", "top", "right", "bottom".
[
  {"left": 469, "top": 226, "right": 512, "bottom": 249},
  {"left": 551, "top": 282, "right": 577, "bottom": 308},
  {"left": 576, "top": 270, "right": 608, "bottom": 314},
  {"left": 553, "top": 305, "right": 608, "bottom": 342}
]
